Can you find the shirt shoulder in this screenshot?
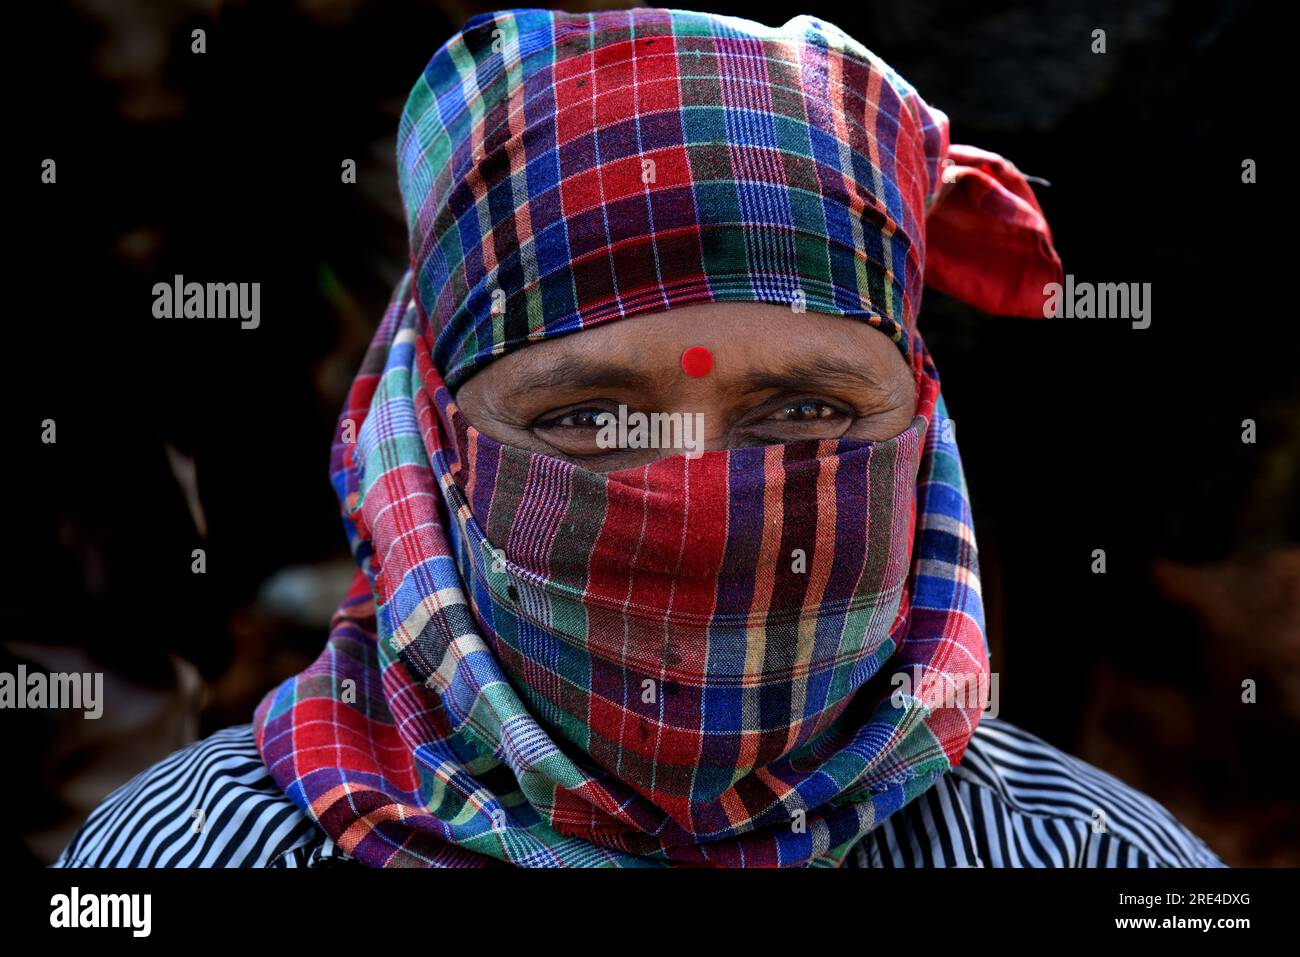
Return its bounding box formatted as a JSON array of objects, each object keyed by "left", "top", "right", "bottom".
[
  {"left": 52, "top": 717, "right": 1225, "bottom": 868},
  {"left": 50, "top": 723, "right": 341, "bottom": 868},
  {"left": 849, "top": 716, "right": 1226, "bottom": 868}
]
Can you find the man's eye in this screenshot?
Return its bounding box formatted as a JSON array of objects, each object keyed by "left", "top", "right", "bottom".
[
  {"left": 536, "top": 407, "right": 612, "bottom": 429},
  {"left": 771, "top": 399, "right": 842, "bottom": 421}
]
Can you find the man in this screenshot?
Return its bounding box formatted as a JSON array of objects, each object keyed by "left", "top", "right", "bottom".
[{"left": 54, "top": 7, "right": 1223, "bottom": 869}]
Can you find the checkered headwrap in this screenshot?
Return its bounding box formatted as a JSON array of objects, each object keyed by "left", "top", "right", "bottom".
[
  {"left": 400, "top": 8, "right": 1059, "bottom": 388},
  {"left": 253, "top": 7, "right": 1058, "bottom": 867}
]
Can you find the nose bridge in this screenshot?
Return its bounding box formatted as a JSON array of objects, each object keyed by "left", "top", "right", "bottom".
[
  {"left": 645, "top": 386, "right": 736, "bottom": 460},
  {"left": 631, "top": 363, "right": 723, "bottom": 458},
  {"left": 638, "top": 407, "right": 708, "bottom": 463}
]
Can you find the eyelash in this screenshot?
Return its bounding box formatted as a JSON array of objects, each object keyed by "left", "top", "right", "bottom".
[{"left": 777, "top": 399, "right": 842, "bottom": 421}]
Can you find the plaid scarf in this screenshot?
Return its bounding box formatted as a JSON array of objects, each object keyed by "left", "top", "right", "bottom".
[{"left": 252, "top": 8, "right": 1059, "bottom": 867}]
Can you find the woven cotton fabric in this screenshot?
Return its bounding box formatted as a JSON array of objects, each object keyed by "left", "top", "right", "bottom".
[{"left": 252, "top": 7, "right": 1059, "bottom": 867}]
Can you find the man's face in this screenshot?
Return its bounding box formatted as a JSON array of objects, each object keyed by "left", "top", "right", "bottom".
[{"left": 453, "top": 302, "right": 917, "bottom": 471}]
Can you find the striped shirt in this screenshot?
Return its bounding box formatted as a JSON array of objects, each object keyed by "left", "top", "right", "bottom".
[{"left": 50, "top": 716, "right": 1226, "bottom": 868}]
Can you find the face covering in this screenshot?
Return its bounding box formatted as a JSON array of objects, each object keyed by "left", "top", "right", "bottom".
[{"left": 253, "top": 7, "right": 1060, "bottom": 867}]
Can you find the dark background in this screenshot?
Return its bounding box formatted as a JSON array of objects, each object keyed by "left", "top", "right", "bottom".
[{"left": 9, "top": 0, "right": 1296, "bottom": 866}]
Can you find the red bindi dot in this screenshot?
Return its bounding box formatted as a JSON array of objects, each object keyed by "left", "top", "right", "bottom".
[{"left": 680, "top": 345, "right": 714, "bottom": 378}]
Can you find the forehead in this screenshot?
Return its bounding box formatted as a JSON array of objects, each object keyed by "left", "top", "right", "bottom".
[{"left": 458, "top": 302, "right": 912, "bottom": 395}]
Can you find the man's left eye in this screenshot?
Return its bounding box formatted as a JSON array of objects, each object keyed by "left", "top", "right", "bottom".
[{"left": 771, "top": 400, "right": 840, "bottom": 421}]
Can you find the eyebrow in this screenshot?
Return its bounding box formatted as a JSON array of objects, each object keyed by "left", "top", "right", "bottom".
[
  {"left": 499, "top": 359, "right": 659, "bottom": 398},
  {"left": 740, "top": 355, "right": 891, "bottom": 394}
]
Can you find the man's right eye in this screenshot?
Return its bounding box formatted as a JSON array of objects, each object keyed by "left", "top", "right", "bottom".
[{"left": 535, "top": 407, "right": 616, "bottom": 430}]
